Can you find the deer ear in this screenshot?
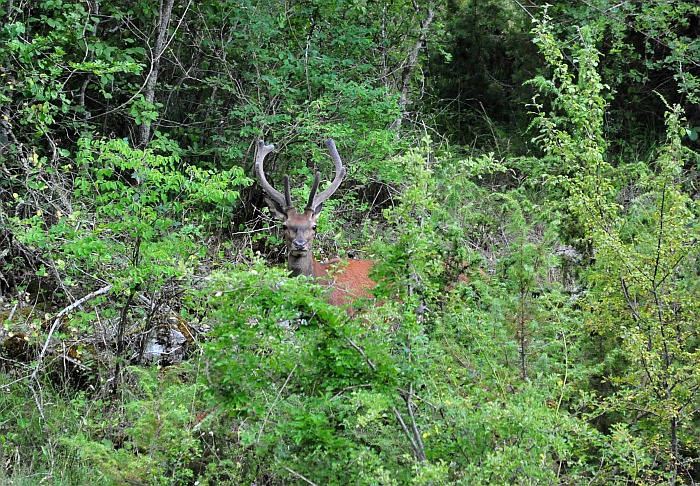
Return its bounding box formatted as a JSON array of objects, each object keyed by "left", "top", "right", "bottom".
[
  {"left": 264, "top": 195, "right": 288, "bottom": 221},
  {"left": 311, "top": 202, "right": 323, "bottom": 220}
]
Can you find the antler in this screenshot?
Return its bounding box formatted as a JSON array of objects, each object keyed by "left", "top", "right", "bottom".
[
  {"left": 307, "top": 139, "right": 346, "bottom": 210},
  {"left": 304, "top": 172, "right": 321, "bottom": 212},
  {"left": 255, "top": 140, "right": 291, "bottom": 210},
  {"left": 256, "top": 138, "right": 346, "bottom": 214}
]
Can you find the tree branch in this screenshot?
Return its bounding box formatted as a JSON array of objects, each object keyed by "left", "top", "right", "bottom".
[{"left": 30, "top": 284, "right": 113, "bottom": 382}]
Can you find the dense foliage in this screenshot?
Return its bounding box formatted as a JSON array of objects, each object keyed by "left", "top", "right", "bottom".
[{"left": 1, "top": 0, "right": 699, "bottom": 484}]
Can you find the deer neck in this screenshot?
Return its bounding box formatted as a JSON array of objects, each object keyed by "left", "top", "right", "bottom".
[{"left": 288, "top": 252, "right": 324, "bottom": 278}]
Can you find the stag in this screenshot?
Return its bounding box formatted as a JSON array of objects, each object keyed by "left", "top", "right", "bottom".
[{"left": 255, "top": 139, "right": 375, "bottom": 307}]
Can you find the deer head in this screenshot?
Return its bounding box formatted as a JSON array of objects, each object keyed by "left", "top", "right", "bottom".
[{"left": 255, "top": 139, "right": 347, "bottom": 278}]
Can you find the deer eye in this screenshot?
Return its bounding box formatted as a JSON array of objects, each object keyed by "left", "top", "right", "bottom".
[
  {"left": 282, "top": 223, "right": 288, "bottom": 230},
  {"left": 311, "top": 224, "right": 317, "bottom": 231}
]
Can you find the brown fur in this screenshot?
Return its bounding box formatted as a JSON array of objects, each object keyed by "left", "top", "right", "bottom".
[{"left": 318, "top": 259, "right": 376, "bottom": 307}]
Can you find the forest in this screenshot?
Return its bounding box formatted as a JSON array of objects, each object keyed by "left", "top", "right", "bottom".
[{"left": 1, "top": 0, "right": 699, "bottom": 484}]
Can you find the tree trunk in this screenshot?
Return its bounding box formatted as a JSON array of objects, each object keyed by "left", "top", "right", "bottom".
[
  {"left": 138, "top": 0, "right": 176, "bottom": 147},
  {"left": 394, "top": 4, "right": 435, "bottom": 132}
]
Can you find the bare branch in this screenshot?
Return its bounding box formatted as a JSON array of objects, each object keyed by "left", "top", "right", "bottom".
[{"left": 30, "top": 284, "right": 113, "bottom": 382}]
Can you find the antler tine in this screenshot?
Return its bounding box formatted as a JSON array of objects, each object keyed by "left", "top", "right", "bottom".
[
  {"left": 254, "top": 139, "right": 289, "bottom": 209},
  {"left": 311, "top": 139, "right": 347, "bottom": 208},
  {"left": 305, "top": 171, "right": 321, "bottom": 212},
  {"left": 283, "top": 175, "right": 293, "bottom": 209}
]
